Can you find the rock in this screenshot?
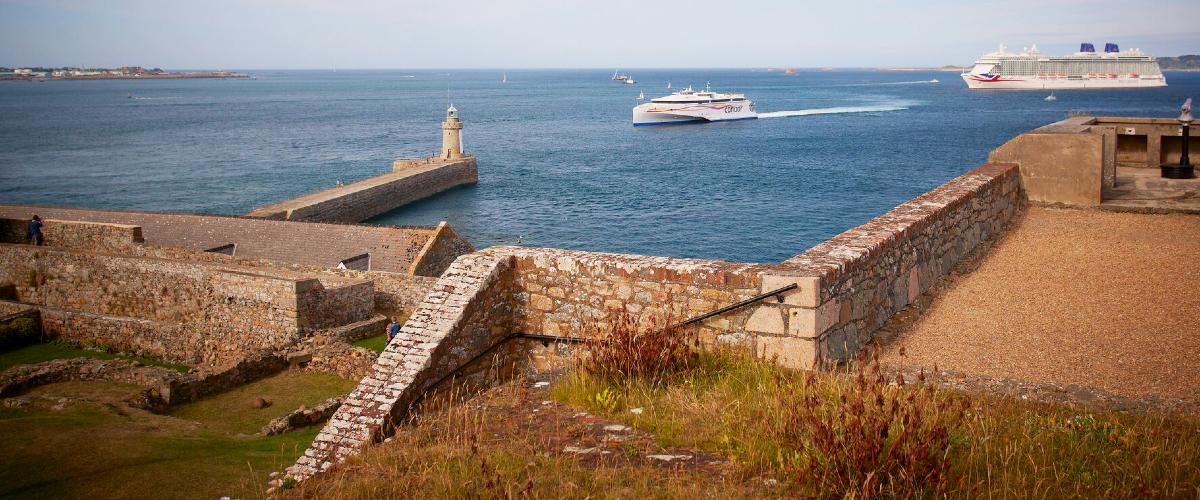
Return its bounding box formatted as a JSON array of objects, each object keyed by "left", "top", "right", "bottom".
[
  {"left": 629, "top": 407, "right": 643, "bottom": 415},
  {"left": 602, "top": 424, "right": 629, "bottom": 432},
  {"left": 252, "top": 397, "right": 272, "bottom": 409},
  {"left": 532, "top": 381, "right": 550, "bottom": 388},
  {"left": 647, "top": 454, "right": 692, "bottom": 462}
]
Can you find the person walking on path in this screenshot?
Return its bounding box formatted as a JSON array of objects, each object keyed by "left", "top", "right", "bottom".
[
  {"left": 386, "top": 318, "right": 402, "bottom": 343},
  {"left": 27, "top": 215, "right": 43, "bottom": 246}
]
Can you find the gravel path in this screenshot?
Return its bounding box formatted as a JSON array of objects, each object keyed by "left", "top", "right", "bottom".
[{"left": 880, "top": 206, "right": 1200, "bottom": 405}]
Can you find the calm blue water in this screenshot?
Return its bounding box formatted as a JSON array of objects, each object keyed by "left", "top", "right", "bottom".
[{"left": 1, "top": 70, "right": 1197, "bottom": 263}]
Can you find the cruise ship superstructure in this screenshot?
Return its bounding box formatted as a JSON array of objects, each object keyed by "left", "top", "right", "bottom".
[
  {"left": 632, "top": 84, "right": 756, "bottom": 126},
  {"left": 962, "top": 43, "right": 1166, "bottom": 90}
]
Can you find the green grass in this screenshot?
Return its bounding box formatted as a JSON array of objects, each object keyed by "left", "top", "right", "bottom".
[
  {"left": 0, "top": 341, "right": 191, "bottom": 373},
  {"left": 0, "top": 371, "right": 356, "bottom": 499},
  {"left": 549, "top": 349, "right": 1200, "bottom": 498},
  {"left": 171, "top": 370, "right": 357, "bottom": 435},
  {"left": 276, "top": 348, "right": 1200, "bottom": 498},
  {"left": 351, "top": 334, "right": 389, "bottom": 353}
]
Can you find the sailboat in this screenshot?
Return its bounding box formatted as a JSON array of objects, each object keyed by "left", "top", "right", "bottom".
[
  {"left": 502, "top": 72, "right": 507, "bottom": 83},
  {"left": 1044, "top": 91, "right": 1057, "bottom": 101},
  {"left": 624, "top": 75, "right": 636, "bottom": 84},
  {"left": 666, "top": 81, "right": 671, "bottom": 89},
  {"left": 638, "top": 91, "right": 645, "bottom": 100}
]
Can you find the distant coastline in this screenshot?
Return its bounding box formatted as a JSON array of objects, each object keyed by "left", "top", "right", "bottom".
[{"left": 0, "top": 66, "right": 252, "bottom": 81}]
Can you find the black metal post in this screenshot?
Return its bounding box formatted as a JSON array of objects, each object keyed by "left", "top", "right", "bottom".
[{"left": 1182, "top": 122, "right": 1191, "bottom": 168}]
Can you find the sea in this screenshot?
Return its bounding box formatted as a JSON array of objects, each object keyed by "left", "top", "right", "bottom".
[{"left": 1, "top": 70, "right": 1197, "bottom": 264}]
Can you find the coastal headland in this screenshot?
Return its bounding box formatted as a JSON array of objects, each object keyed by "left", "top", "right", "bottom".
[{"left": 0, "top": 66, "right": 250, "bottom": 81}]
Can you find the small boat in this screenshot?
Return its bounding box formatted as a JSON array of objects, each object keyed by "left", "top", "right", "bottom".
[
  {"left": 611, "top": 70, "right": 629, "bottom": 82},
  {"left": 502, "top": 72, "right": 507, "bottom": 83},
  {"left": 1044, "top": 92, "right": 1057, "bottom": 101},
  {"left": 666, "top": 81, "right": 671, "bottom": 89},
  {"left": 624, "top": 76, "right": 636, "bottom": 84},
  {"left": 638, "top": 91, "right": 645, "bottom": 100},
  {"left": 930, "top": 79, "right": 939, "bottom": 83}
]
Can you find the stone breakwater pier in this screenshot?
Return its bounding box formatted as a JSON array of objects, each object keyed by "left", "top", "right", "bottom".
[{"left": 247, "top": 105, "right": 477, "bottom": 223}]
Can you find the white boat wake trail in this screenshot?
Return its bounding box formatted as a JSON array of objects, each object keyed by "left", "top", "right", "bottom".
[
  {"left": 758, "top": 104, "right": 909, "bottom": 119},
  {"left": 842, "top": 79, "right": 940, "bottom": 87}
]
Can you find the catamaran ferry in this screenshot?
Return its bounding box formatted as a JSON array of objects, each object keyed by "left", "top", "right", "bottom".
[
  {"left": 632, "top": 84, "right": 756, "bottom": 126},
  {"left": 962, "top": 43, "right": 1167, "bottom": 90}
]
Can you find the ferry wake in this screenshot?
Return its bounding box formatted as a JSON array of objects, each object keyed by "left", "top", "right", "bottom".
[{"left": 632, "top": 83, "right": 756, "bottom": 126}]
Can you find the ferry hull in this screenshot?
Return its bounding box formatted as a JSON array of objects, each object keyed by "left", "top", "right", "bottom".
[
  {"left": 632, "top": 100, "right": 758, "bottom": 125},
  {"left": 962, "top": 74, "right": 1168, "bottom": 90}
]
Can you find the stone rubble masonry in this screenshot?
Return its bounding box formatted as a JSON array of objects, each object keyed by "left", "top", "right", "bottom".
[
  {"left": 0, "top": 243, "right": 373, "bottom": 366},
  {"left": 0, "top": 352, "right": 288, "bottom": 409},
  {"left": 503, "top": 246, "right": 772, "bottom": 347},
  {"left": 262, "top": 396, "right": 344, "bottom": 436},
  {"left": 409, "top": 221, "right": 477, "bottom": 277},
  {"left": 245, "top": 158, "right": 478, "bottom": 224},
  {"left": 287, "top": 251, "right": 514, "bottom": 481},
  {"left": 1, "top": 217, "right": 144, "bottom": 253},
  {"left": 774, "top": 163, "right": 1022, "bottom": 365},
  {"left": 0, "top": 204, "right": 467, "bottom": 276},
  {"left": 0, "top": 301, "right": 40, "bottom": 351}
]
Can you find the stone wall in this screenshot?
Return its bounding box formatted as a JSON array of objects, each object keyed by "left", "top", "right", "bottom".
[
  {"left": 505, "top": 247, "right": 770, "bottom": 345},
  {"left": 409, "top": 222, "right": 476, "bottom": 277},
  {"left": 769, "top": 163, "right": 1022, "bottom": 366},
  {"left": 0, "top": 218, "right": 144, "bottom": 253},
  {"left": 0, "top": 301, "right": 39, "bottom": 351},
  {"left": 0, "top": 243, "right": 373, "bottom": 366},
  {"left": 245, "top": 158, "right": 478, "bottom": 224},
  {"left": 0, "top": 205, "right": 455, "bottom": 275},
  {"left": 288, "top": 251, "right": 515, "bottom": 481}
]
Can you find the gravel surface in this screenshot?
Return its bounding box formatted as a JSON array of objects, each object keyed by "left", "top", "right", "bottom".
[{"left": 880, "top": 206, "right": 1200, "bottom": 406}]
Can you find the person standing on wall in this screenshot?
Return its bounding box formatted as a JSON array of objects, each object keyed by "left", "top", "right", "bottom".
[
  {"left": 27, "top": 215, "right": 43, "bottom": 246},
  {"left": 386, "top": 318, "right": 401, "bottom": 343}
]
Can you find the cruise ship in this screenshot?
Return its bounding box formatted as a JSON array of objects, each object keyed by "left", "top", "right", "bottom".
[
  {"left": 962, "top": 43, "right": 1167, "bottom": 90},
  {"left": 632, "top": 84, "right": 756, "bottom": 126}
]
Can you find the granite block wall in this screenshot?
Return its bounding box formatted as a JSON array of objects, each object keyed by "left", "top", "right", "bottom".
[
  {"left": 409, "top": 222, "right": 476, "bottom": 277},
  {"left": 762, "top": 163, "right": 1022, "bottom": 366},
  {"left": 504, "top": 247, "right": 771, "bottom": 346},
  {"left": 0, "top": 243, "right": 374, "bottom": 365},
  {"left": 0, "top": 218, "right": 144, "bottom": 253},
  {"left": 288, "top": 251, "right": 514, "bottom": 481},
  {"left": 0, "top": 205, "right": 450, "bottom": 275}
]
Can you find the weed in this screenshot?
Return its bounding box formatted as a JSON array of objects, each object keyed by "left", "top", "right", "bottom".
[
  {"left": 576, "top": 305, "right": 697, "bottom": 384},
  {"left": 776, "top": 349, "right": 969, "bottom": 498}
]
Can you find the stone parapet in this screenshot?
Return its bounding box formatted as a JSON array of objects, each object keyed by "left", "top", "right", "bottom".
[
  {"left": 0, "top": 217, "right": 144, "bottom": 253},
  {"left": 288, "top": 251, "right": 514, "bottom": 481},
  {"left": 775, "top": 163, "right": 1022, "bottom": 365}
]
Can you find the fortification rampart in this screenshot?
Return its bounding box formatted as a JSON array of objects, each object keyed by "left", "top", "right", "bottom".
[
  {"left": 1, "top": 217, "right": 144, "bottom": 253},
  {"left": 0, "top": 205, "right": 469, "bottom": 276},
  {"left": 776, "top": 163, "right": 1022, "bottom": 364},
  {"left": 0, "top": 243, "right": 373, "bottom": 365},
  {"left": 288, "top": 161, "right": 1027, "bottom": 480},
  {"left": 245, "top": 158, "right": 478, "bottom": 224}
]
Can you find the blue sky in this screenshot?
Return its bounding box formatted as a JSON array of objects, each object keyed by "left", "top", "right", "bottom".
[{"left": 1, "top": 0, "right": 1196, "bottom": 69}]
